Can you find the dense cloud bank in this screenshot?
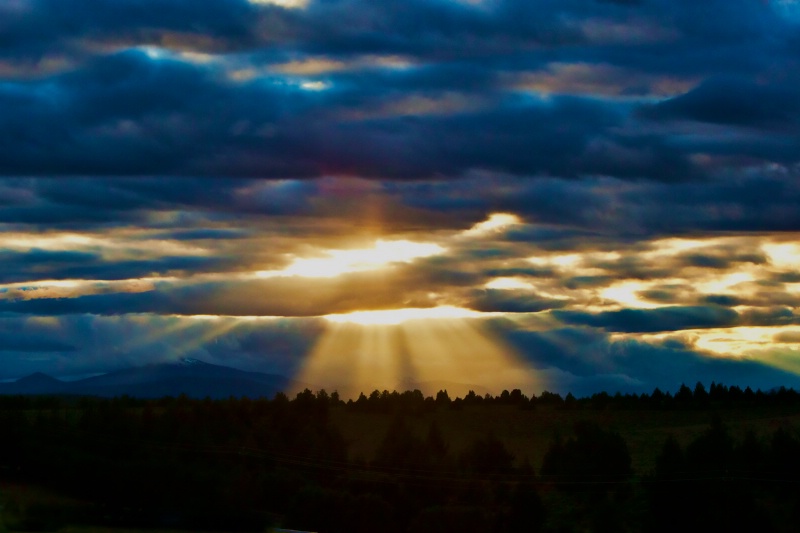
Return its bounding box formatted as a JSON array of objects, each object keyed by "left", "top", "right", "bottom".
[
  {"left": 2, "top": 1, "right": 800, "bottom": 393},
  {"left": 0, "top": 0, "right": 798, "bottom": 180}
]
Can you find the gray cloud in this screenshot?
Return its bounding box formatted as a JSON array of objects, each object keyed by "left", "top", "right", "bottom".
[
  {"left": 553, "top": 306, "right": 740, "bottom": 333},
  {"left": 1, "top": 0, "right": 799, "bottom": 394}
]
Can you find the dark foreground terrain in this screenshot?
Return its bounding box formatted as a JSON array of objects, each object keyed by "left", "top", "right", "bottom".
[{"left": 2, "top": 383, "right": 800, "bottom": 532}]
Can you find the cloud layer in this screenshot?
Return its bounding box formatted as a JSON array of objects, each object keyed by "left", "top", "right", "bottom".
[{"left": 2, "top": 1, "right": 800, "bottom": 395}]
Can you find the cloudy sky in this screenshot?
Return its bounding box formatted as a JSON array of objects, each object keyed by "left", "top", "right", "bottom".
[{"left": 2, "top": 0, "right": 800, "bottom": 397}]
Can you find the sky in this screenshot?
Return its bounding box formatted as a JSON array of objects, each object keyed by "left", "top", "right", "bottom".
[{"left": 2, "top": 0, "right": 800, "bottom": 398}]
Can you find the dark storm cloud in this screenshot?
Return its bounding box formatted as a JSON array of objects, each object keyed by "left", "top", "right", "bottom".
[
  {"left": 0, "top": 0, "right": 796, "bottom": 180},
  {"left": 550, "top": 305, "right": 800, "bottom": 334},
  {"left": 596, "top": 0, "right": 642, "bottom": 5},
  {"left": 642, "top": 77, "right": 800, "bottom": 129},
  {"left": 553, "top": 306, "right": 740, "bottom": 333},
  {"left": 0, "top": 177, "right": 320, "bottom": 230},
  {"left": 0, "top": 249, "right": 229, "bottom": 283},
  {"left": 0, "top": 55, "right": 638, "bottom": 179},
  {"left": 639, "top": 288, "right": 687, "bottom": 304},
  {"left": 0, "top": 50, "right": 308, "bottom": 177},
  {"left": 0, "top": 0, "right": 261, "bottom": 60},
  {"left": 401, "top": 171, "right": 800, "bottom": 236},
  {"left": 701, "top": 294, "right": 745, "bottom": 307},
  {"left": 3, "top": 0, "right": 800, "bottom": 392},
  {"left": 739, "top": 306, "right": 800, "bottom": 328},
  {"left": 619, "top": 173, "right": 800, "bottom": 234},
  {"left": 677, "top": 250, "right": 767, "bottom": 269},
  {"left": 468, "top": 289, "right": 569, "bottom": 313},
  {"left": 0, "top": 336, "right": 76, "bottom": 353},
  {"left": 2, "top": 0, "right": 782, "bottom": 64}
]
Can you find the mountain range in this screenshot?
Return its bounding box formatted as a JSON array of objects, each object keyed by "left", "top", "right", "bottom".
[{"left": 0, "top": 358, "right": 305, "bottom": 399}]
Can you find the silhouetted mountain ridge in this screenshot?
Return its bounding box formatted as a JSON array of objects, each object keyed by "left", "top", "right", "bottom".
[{"left": 0, "top": 358, "right": 305, "bottom": 399}]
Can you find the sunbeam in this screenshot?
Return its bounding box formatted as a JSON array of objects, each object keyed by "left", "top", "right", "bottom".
[{"left": 293, "top": 311, "right": 544, "bottom": 399}]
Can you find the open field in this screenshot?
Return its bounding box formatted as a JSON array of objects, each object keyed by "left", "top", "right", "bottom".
[{"left": 331, "top": 404, "right": 800, "bottom": 473}]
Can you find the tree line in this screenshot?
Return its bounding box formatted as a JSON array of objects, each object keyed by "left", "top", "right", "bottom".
[
  {"left": 0, "top": 383, "right": 799, "bottom": 532},
  {"left": 338, "top": 381, "right": 800, "bottom": 413}
]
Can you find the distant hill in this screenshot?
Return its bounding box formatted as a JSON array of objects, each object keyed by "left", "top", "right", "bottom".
[
  {"left": 0, "top": 358, "right": 306, "bottom": 399},
  {"left": 3, "top": 372, "right": 69, "bottom": 395}
]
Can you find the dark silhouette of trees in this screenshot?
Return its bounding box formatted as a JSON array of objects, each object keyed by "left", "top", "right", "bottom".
[
  {"left": 460, "top": 433, "right": 515, "bottom": 475},
  {"left": 540, "top": 421, "right": 633, "bottom": 531},
  {"left": 3, "top": 382, "right": 800, "bottom": 532},
  {"left": 505, "top": 482, "right": 545, "bottom": 533},
  {"left": 647, "top": 417, "right": 780, "bottom": 533},
  {"left": 372, "top": 415, "right": 430, "bottom": 470},
  {"left": 541, "top": 421, "right": 632, "bottom": 487}
]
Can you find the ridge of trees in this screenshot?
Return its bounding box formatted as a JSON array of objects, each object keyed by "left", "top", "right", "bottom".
[
  {"left": 1, "top": 380, "right": 798, "bottom": 413},
  {"left": 2, "top": 383, "right": 800, "bottom": 531},
  {"left": 321, "top": 381, "right": 800, "bottom": 414}
]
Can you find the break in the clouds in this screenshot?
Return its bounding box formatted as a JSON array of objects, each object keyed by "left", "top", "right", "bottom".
[{"left": 1, "top": 0, "right": 800, "bottom": 396}]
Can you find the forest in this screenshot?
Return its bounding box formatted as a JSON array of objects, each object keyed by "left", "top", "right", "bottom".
[{"left": 2, "top": 383, "right": 800, "bottom": 532}]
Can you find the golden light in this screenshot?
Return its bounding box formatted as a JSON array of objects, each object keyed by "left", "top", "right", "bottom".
[
  {"left": 294, "top": 308, "right": 544, "bottom": 399},
  {"left": 123, "top": 314, "right": 281, "bottom": 359},
  {"left": 614, "top": 325, "right": 800, "bottom": 380},
  {"left": 694, "top": 271, "right": 755, "bottom": 294},
  {"left": 763, "top": 242, "right": 800, "bottom": 268},
  {"left": 324, "top": 306, "right": 487, "bottom": 326},
  {"left": 464, "top": 213, "right": 520, "bottom": 236},
  {"left": 248, "top": 0, "right": 308, "bottom": 8},
  {"left": 257, "top": 239, "right": 445, "bottom": 279},
  {"left": 485, "top": 277, "right": 535, "bottom": 290},
  {"left": 643, "top": 237, "right": 709, "bottom": 256},
  {"left": 599, "top": 280, "right": 662, "bottom": 309},
  {"left": 0, "top": 277, "right": 171, "bottom": 301},
  {"left": 617, "top": 325, "right": 800, "bottom": 362},
  {"left": 527, "top": 252, "right": 583, "bottom": 270},
  {"left": 0, "top": 231, "right": 207, "bottom": 261}
]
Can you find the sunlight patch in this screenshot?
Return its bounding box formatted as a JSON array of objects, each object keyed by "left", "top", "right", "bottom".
[
  {"left": 257, "top": 239, "right": 445, "bottom": 279},
  {"left": 324, "top": 306, "right": 486, "bottom": 326},
  {"left": 300, "top": 80, "right": 330, "bottom": 91},
  {"left": 600, "top": 281, "right": 663, "bottom": 309},
  {"left": 485, "top": 277, "right": 534, "bottom": 290},
  {"left": 464, "top": 213, "right": 520, "bottom": 236},
  {"left": 295, "top": 314, "right": 543, "bottom": 399},
  {"left": 621, "top": 325, "right": 800, "bottom": 360},
  {"left": 763, "top": 242, "right": 800, "bottom": 268},
  {"left": 249, "top": 0, "right": 308, "bottom": 8}
]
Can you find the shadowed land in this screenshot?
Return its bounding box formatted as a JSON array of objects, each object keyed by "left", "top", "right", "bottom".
[{"left": 2, "top": 384, "right": 800, "bottom": 532}]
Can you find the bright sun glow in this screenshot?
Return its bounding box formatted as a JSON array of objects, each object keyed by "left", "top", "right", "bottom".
[
  {"left": 258, "top": 239, "right": 444, "bottom": 279},
  {"left": 324, "top": 306, "right": 486, "bottom": 326},
  {"left": 464, "top": 213, "right": 520, "bottom": 235},
  {"left": 693, "top": 271, "right": 755, "bottom": 295},
  {"left": 763, "top": 242, "right": 800, "bottom": 268},
  {"left": 485, "top": 277, "right": 534, "bottom": 290},
  {"left": 600, "top": 280, "right": 661, "bottom": 309},
  {"left": 295, "top": 311, "right": 543, "bottom": 399},
  {"left": 527, "top": 253, "right": 582, "bottom": 269}
]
